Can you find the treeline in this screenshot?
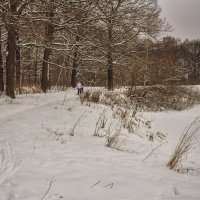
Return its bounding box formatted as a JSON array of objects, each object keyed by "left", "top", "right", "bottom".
[
  {"left": 125, "top": 37, "right": 200, "bottom": 86},
  {"left": 1, "top": 0, "right": 198, "bottom": 99}
]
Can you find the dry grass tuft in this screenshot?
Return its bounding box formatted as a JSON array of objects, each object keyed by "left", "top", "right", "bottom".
[
  {"left": 167, "top": 116, "right": 200, "bottom": 171},
  {"left": 80, "top": 90, "right": 102, "bottom": 104},
  {"left": 105, "top": 123, "right": 122, "bottom": 149},
  {"left": 93, "top": 109, "right": 107, "bottom": 137}
]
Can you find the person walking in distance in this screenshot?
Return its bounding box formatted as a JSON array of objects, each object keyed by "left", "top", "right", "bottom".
[
  {"left": 77, "top": 81, "right": 82, "bottom": 95},
  {"left": 80, "top": 81, "right": 84, "bottom": 94}
]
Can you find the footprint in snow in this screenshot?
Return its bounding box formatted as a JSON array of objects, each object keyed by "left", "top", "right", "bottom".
[{"left": 173, "top": 186, "right": 180, "bottom": 195}]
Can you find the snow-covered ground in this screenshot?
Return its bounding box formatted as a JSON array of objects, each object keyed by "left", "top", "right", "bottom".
[{"left": 0, "top": 89, "right": 200, "bottom": 200}]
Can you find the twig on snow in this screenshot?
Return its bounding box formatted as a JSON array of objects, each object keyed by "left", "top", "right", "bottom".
[
  {"left": 142, "top": 142, "right": 167, "bottom": 162},
  {"left": 90, "top": 180, "right": 101, "bottom": 188},
  {"left": 41, "top": 178, "right": 54, "bottom": 200},
  {"left": 104, "top": 182, "right": 114, "bottom": 189}
]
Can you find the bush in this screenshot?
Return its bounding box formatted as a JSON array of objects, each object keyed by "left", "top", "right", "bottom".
[
  {"left": 125, "top": 85, "right": 200, "bottom": 111},
  {"left": 80, "top": 90, "right": 102, "bottom": 104},
  {"left": 105, "top": 123, "right": 122, "bottom": 149},
  {"left": 80, "top": 86, "right": 200, "bottom": 112},
  {"left": 16, "top": 86, "right": 42, "bottom": 94}
]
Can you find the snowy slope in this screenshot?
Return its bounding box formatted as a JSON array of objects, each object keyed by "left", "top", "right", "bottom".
[{"left": 0, "top": 89, "right": 200, "bottom": 200}]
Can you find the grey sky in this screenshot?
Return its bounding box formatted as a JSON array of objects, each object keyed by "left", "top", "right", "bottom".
[{"left": 158, "top": 0, "right": 200, "bottom": 40}]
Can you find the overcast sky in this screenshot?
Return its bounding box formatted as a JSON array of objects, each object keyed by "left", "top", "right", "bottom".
[{"left": 158, "top": 0, "right": 200, "bottom": 40}]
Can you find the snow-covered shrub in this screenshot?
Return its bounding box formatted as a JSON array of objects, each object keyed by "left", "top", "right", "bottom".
[
  {"left": 167, "top": 116, "right": 200, "bottom": 171},
  {"left": 80, "top": 89, "right": 130, "bottom": 109},
  {"left": 105, "top": 123, "right": 122, "bottom": 149},
  {"left": 81, "top": 86, "right": 200, "bottom": 112},
  {"left": 125, "top": 85, "right": 200, "bottom": 111},
  {"left": 93, "top": 109, "right": 107, "bottom": 137},
  {"left": 100, "top": 91, "right": 131, "bottom": 110},
  {"left": 16, "top": 86, "right": 42, "bottom": 94},
  {"left": 113, "top": 107, "right": 136, "bottom": 133},
  {"left": 80, "top": 89, "right": 156, "bottom": 139},
  {"left": 80, "top": 90, "right": 103, "bottom": 104}
]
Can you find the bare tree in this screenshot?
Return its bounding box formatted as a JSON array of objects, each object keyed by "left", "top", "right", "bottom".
[
  {"left": 0, "top": 25, "right": 3, "bottom": 92},
  {"left": 0, "top": 0, "right": 33, "bottom": 97},
  {"left": 90, "top": 0, "right": 169, "bottom": 90},
  {"left": 71, "top": 34, "right": 80, "bottom": 87},
  {"left": 68, "top": 1, "right": 96, "bottom": 87},
  {"left": 182, "top": 40, "right": 200, "bottom": 84},
  {"left": 4, "top": 0, "right": 18, "bottom": 98},
  {"left": 0, "top": 0, "right": 173, "bottom": 94},
  {"left": 15, "top": 31, "right": 21, "bottom": 92},
  {"left": 40, "top": 0, "right": 55, "bottom": 93}
]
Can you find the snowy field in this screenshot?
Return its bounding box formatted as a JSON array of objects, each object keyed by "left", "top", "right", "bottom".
[{"left": 0, "top": 88, "right": 200, "bottom": 200}]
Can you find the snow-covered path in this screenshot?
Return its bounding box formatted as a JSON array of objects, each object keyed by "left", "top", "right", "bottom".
[{"left": 0, "top": 89, "right": 200, "bottom": 200}]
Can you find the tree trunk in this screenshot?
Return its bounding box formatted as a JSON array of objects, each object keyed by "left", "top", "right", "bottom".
[
  {"left": 0, "top": 26, "right": 4, "bottom": 92},
  {"left": 107, "top": 50, "right": 113, "bottom": 90},
  {"left": 41, "top": 48, "right": 50, "bottom": 92},
  {"left": 71, "top": 35, "right": 80, "bottom": 88},
  {"left": 34, "top": 47, "right": 38, "bottom": 85},
  {"left": 6, "top": 26, "right": 16, "bottom": 98},
  {"left": 41, "top": 3, "right": 54, "bottom": 93},
  {"left": 16, "top": 33, "right": 21, "bottom": 92},
  {"left": 5, "top": 0, "right": 18, "bottom": 98},
  {"left": 107, "top": 23, "right": 113, "bottom": 90}
]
